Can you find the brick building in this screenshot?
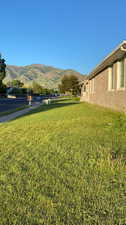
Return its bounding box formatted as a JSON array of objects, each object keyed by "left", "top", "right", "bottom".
[{"left": 80, "top": 41, "right": 126, "bottom": 112}]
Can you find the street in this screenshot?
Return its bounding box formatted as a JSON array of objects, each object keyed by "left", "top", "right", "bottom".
[
  {"left": 0, "top": 98, "right": 28, "bottom": 113},
  {"left": 0, "top": 96, "right": 56, "bottom": 113}
]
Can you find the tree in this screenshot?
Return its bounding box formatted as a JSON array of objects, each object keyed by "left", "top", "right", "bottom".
[
  {"left": 0, "top": 83, "right": 6, "bottom": 94},
  {"left": 8, "top": 80, "right": 24, "bottom": 88},
  {"left": 0, "top": 54, "right": 6, "bottom": 93},
  {"left": 31, "top": 82, "right": 44, "bottom": 94},
  {"left": 58, "top": 84, "right": 65, "bottom": 94},
  {"left": 59, "top": 74, "right": 80, "bottom": 96}
]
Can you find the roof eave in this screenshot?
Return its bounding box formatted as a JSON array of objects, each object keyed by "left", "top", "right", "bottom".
[{"left": 88, "top": 41, "right": 126, "bottom": 80}]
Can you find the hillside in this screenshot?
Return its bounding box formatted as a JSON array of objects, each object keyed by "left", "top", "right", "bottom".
[{"left": 4, "top": 64, "right": 85, "bottom": 89}]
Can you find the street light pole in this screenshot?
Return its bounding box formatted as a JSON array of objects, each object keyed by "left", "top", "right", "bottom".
[{"left": 27, "top": 87, "right": 32, "bottom": 106}]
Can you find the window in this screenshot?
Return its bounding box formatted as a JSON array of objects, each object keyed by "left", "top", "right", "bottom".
[
  {"left": 89, "top": 79, "right": 95, "bottom": 93},
  {"left": 89, "top": 80, "right": 92, "bottom": 93},
  {"left": 82, "top": 84, "right": 86, "bottom": 96},
  {"left": 83, "top": 85, "right": 86, "bottom": 92},
  {"left": 92, "top": 78, "right": 95, "bottom": 93},
  {"left": 117, "top": 59, "right": 125, "bottom": 89},
  {"left": 108, "top": 66, "right": 114, "bottom": 90},
  {"left": 120, "top": 59, "right": 124, "bottom": 88},
  {"left": 86, "top": 83, "right": 89, "bottom": 92}
]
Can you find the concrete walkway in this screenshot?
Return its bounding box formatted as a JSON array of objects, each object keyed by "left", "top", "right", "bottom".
[{"left": 0, "top": 102, "right": 42, "bottom": 123}]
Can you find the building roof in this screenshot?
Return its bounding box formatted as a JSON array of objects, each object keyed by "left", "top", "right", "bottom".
[{"left": 88, "top": 40, "right": 126, "bottom": 80}]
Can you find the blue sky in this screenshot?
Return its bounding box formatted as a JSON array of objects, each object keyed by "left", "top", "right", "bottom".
[{"left": 1, "top": 0, "right": 126, "bottom": 74}]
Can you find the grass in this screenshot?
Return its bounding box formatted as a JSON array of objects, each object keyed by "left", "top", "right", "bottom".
[
  {"left": 0, "top": 100, "right": 126, "bottom": 225},
  {"left": 0, "top": 105, "right": 28, "bottom": 117}
]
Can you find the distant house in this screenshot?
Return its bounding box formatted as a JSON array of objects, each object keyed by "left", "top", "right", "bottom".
[{"left": 81, "top": 41, "right": 126, "bottom": 112}]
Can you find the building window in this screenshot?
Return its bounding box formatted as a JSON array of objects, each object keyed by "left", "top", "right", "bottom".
[
  {"left": 89, "top": 79, "right": 95, "bottom": 93},
  {"left": 83, "top": 85, "right": 86, "bottom": 92},
  {"left": 86, "top": 84, "right": 89, "bottom": 92},
  {"left": 120, "top": 59, "right": 124, "bottom": 88},
  {"left": 82, "top": 84, "right": 86, "bottom": 96},
  {"left": 89, "top": 80, "right": 92, "bottom": 93},
  {"left": 92, "top": 78, "right": 95, "bottom": 93},
  {"left": 117, "top": 59, "right": 125, "bottom": 89},
  {"left": 108, "top": 66, "right": 114, "bottom": 90}
]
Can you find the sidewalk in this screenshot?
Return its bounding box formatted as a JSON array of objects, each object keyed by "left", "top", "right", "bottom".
[{"left": 0, "top": 102, "right": 42, "bottom": 123}]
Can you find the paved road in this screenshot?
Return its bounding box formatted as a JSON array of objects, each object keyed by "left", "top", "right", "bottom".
[
  {"left": 0, "top": 98, "right": 29, "bottom": 113},
  {"left": 0, "top": 102, "right": 42, "bottom": 123},
  {"left": 0, "top": 96, "right": 57, "bottom": 113}
]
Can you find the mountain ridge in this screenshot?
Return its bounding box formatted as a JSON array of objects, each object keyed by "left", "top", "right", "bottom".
[{"left": 4, "top": 64, "right": 86, "bottom": 89}]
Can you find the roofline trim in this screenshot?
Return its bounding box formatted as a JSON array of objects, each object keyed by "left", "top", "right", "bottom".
[{"left": 88, "top": 40, "right": 126, "bottom": 80}]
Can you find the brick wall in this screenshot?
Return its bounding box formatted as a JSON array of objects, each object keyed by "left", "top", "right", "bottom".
[{"left": 81, "top": 57, "right": 126, "bottom": 112}]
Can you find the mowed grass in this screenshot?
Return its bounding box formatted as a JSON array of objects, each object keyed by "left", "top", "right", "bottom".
[{"left": 0, "top": 100, "right": 126, "bottom": 225}]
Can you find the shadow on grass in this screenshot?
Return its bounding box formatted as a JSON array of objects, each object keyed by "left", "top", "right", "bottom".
[
  {"left": 52, "top": 98, "right": 72, "bottom": 102},
  {"left": 10, "top": 101, "right": 79, "bottom": 122}
]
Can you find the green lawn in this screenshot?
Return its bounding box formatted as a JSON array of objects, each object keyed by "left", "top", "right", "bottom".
[{"left": 0, "top": 100, "right": 125, "bottom": 225}]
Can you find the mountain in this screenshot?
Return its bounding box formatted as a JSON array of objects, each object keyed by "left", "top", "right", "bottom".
[{"left": 3, "top": 64, "right": 86, "bottom": 89}]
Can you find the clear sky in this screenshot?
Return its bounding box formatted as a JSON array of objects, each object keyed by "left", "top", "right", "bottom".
[{"left": 1, "top": 0, "right": 126, "bottom": 74}]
